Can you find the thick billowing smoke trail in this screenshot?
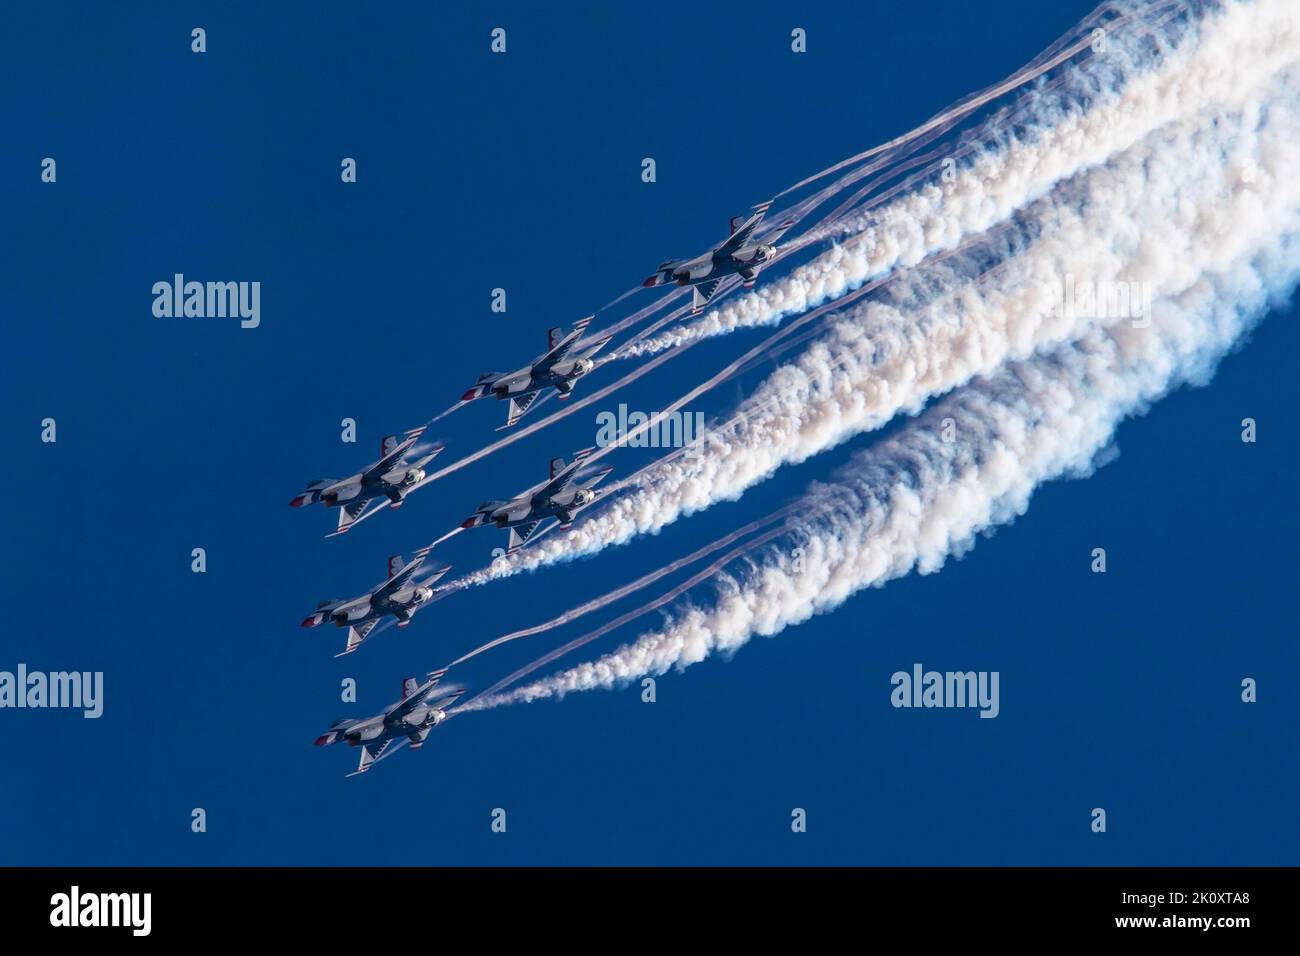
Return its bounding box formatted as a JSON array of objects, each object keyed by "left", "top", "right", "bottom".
[
  {"left": 475, "top": 223, "right": 1300, "bottom": 707},
  {"left": 616, "top": 0, "right": 1296, "bottom": 360},
  {"left": 486, "top": 49, "right": 1300, "bottom": 584}
]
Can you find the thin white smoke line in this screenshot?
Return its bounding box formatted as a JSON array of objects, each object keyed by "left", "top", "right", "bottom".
[
  {"left": 447, "top": 506, "right": 798, "bottom": 672},
  {"left": 411, "top": 331, "right": 710, "bottom": 488},
  {"left": 455, "top": 519, "right": 800, "bottom": 713},
  {"left": 796, "top": 54, "right": 1106, "bottom": 247},
  {"left": 800, "top": 1, "right": 1199, "bottom": 246},
  {"left": 774, "top": 0, "right": 1187, "bottom": 199},
  {"left": 787, "top": 35, "right": 1125, "bottom": 249},
  {"left": 612, "top": 295, "right": 717, "bottom": 355}
]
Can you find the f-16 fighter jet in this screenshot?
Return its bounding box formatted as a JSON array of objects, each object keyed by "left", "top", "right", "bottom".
[
  {"left": 642, "top": 199, "right": 796, "bottom": 312},
  {"left": 460, "top": 316, "right": 613, "bottom": 427},
  {"left": 314, "top": 668, "right": 465, "bottom": 776},
  {"left": 301, "top": 549, "right": 451, "bottom": 657},
  {"left": 460, "top": 448, "right": 612, "bottom": 552},
  {"left": 290, "top": 427, "right": 444, "bottom": 537}
]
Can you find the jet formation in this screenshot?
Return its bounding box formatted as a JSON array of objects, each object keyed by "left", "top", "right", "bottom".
[{"left": 294, "top": 196, "right": 795, "bottom": 773}]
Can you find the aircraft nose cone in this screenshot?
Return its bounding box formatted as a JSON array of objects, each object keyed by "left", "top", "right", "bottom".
[
  {"left": 461, "top": 388, "right": 480, "bottom": 401},
  {"left": 460, "top": 516, "right": 478, "bottom": 529},
  {"left": 301, "top": 616, "right": 320, "bottom": 628},
  {"left": 642, "top": 276, "right": 657, "bottom": 287},
  {"left": 289, "top": 495, "right": 308, "bottom": 508},
  {"left": 313, "top": 734, "right": 332, "bottom": 746}
]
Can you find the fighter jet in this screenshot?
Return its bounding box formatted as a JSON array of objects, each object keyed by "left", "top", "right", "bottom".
[
  {"left": 290, "top": 426, "right": 444, "bottom": 537},
  {"left": 460, "top": 448, "right": 612, "bottom": 552},
  {"left": 460, "top": 316, "right": 612, "bottom": 428},
  {"left": 301, "top": 548, "right": 451, "bottom": 656},
  {"left": 642, "top": 199, "right": 796, "bottom": 312},
  {"left": 314, "top": 668, "right": 465, "bottom": 776}
]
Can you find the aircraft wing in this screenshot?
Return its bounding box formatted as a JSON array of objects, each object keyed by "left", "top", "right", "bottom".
[
  {"left": 507, "top": 520, "right": 543, "bottom": 553},
  {"left": 427, "top": 686, "right": 464, "bottom": 711},
  {"left": 348, "top": 739, "right": 393, "bottom": 775},
  {"left": 716, "top": 200, "right": 773, "bottom": 255},
  {"left": 373, "top": 546, "right": 433, "bottom": 600},
  {"left": 573, "top": 334, "right": 613, "bottom": 360},
  {"left": 387, "top": 667, "right": 453, "bottom": 722},
  {"left": 760, "top": 217, "right": 797, "bottom": 246},
  {"left": 334, "top": 619, "right": 380, "bottom": 658},
  {"left": 692, "top": 278, "right": 723, "bottom": 311},
  {"left": 539, "top": 448, "right": 596, "bottom": 498},
  {"left": 505, "top": 390, "right": 544, "bottom": 427},
  {"left": 361, "top": 426, "right": 427, "bottom": 481},
  {"left": 328, "top": 498, "right": 379, "bottom": 537},
  {"left": 534, "top": 316, "right": 595, "bottom": 372},
  {"left": 415, "top": 688, "right": 466, "bottom": 735}
]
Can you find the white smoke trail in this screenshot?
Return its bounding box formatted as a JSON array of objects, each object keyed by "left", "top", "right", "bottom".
[
  {"left": 772, "top": 0, "right": 1172, "bottom": 199},
  {"left": 489, "top": 48, "right": 1300, "bottom": 584},
  {"left": 448, "top": 508, "right": 796, "bottom": 670},
  {"left": 475, "top": 223, "right": 1300, "bottom": 707},
  {"left": 616, "top": 0, "right": 1297, "bottom": 360}
]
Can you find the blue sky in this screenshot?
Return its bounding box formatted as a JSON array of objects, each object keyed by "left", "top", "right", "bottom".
[{"left": 3, "top": 0, "right": 1296, "bottom": 865}]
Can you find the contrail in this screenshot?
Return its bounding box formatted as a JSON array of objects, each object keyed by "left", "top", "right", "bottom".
[
  {"left": 772, "top": 0, "right": 1179, "bottom": 199},
  {"left": 482, "top": 44, "right": 1300, "bottom": 586},
  {"left": 457, "top": 520, "right": 799, "bottom": 712},
  {"left": 617, "top": 0, "right": 1295, "bottom": 360},
  {"left": 448, "top": 507, "right": 797, "bottom": 671},
  {"left": 473, "top": 217, "right": 1300, "bottom": 708}
]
